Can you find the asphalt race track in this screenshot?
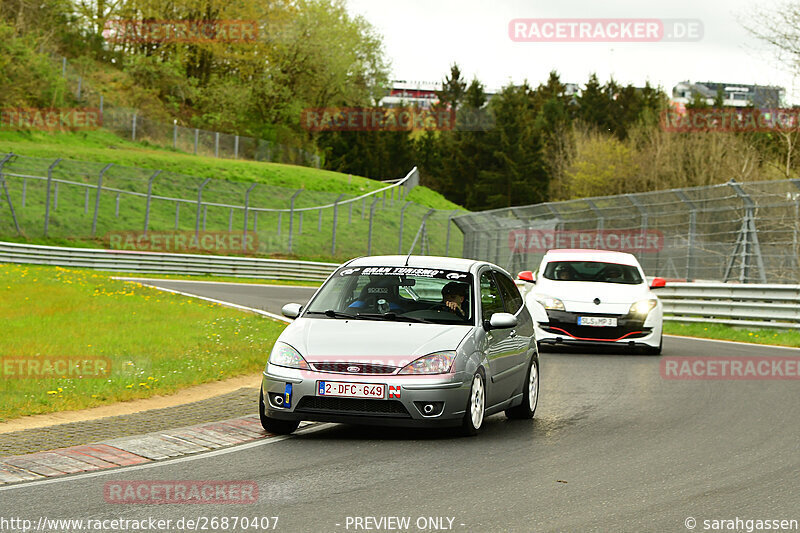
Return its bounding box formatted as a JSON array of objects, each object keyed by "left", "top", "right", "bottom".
[{"left": 2, "top": 281, "right": 798, "bottom": 532}]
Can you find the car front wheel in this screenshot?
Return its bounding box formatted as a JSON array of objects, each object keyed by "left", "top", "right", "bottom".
[
  {"left": 259, "top": 390, "right": 300, "bottom": 435},
  {"left": 460, "top": 371, "right": 486, "bottom": 436}
]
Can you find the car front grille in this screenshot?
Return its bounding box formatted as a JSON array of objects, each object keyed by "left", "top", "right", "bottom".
[
  {"left": 311, "top": 362, "right": 397, "bottom": 374},
  {"left": 295, "top": 397, "right": 410, "bottom": 418},
  {"left": 542, "top": 324, "right": 650, "bottom": 340},
  {"left": 543, "top": 310, "right": 651, "bottom": 341}
]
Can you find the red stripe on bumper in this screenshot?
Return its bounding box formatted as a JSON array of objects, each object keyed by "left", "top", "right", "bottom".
[{"left": 545, "top": 326, "right": 644, "bottom": 342}]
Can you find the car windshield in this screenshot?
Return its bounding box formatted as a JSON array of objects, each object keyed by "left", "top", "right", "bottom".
[
  {"left": 542, "top": 261, "right": 643, "bottom": 285},
  {"left": 304, "top": 266, "right": 474, "bottom": 325}
]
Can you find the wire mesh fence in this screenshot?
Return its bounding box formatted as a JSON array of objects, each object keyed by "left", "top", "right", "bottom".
[
  {"left": 0, "top": 153, "right": 465, "bottom": 261},
  {"left": 454, "top": 179, "right": 800, "bottom": 284},
  {"left": 60, "top": 58, "right": 321, "bottom": 168}
]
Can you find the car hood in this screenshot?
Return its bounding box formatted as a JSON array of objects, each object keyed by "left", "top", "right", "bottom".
[{"left": 279, "top": 318, "right": 472, "bottom": 367}]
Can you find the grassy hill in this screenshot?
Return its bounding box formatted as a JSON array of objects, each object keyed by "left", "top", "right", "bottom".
[{"left": 0, "top": 130, "right": 465, "bottom": 262}]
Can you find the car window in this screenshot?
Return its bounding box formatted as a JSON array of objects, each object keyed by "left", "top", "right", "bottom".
[
  {"left": 479, "top": 271, "right": 504, "bottom": 321},
  {"left": 542, "top": 261, "right": 643, "bottom": 284},
  {"left": 495, "top": 271, "right": 523, "bottom": 314},
  {"left": 304, "top": 266, "right": 474, "bottom": 324}
]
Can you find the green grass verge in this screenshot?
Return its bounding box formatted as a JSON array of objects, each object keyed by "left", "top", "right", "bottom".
[
  {"left": 663, "top": 321, "right": 800, "bottom": 348},
  {"left": 0, "top": 129, "right": 459, "bottom": 206},
  {"left": 0, "top": 263, "right": 287, "bottom": 421}
]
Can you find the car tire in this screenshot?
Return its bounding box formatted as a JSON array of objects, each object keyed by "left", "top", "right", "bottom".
[
  {"left": 506, "top": 357, "right": 539, "bottom": 420},
  {"left": 259, "top": 390, "right": 300, "bottom": 435},
  {"left": 643, "top": 335, "right": 663, "bottom": 356},
  {"left": 460, "top": 370, "right": 486, "bottom": 436}
]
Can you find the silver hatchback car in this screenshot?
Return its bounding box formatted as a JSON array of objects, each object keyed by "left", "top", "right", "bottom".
[{"left": 259, "top": 255, "right": 539, "bottom": 436}]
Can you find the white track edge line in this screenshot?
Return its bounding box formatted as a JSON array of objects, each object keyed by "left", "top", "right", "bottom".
[
  {"left": 113, "top": 277, "right": 319, "bottom": 290},
  {"left": 122, "top": 282, "right": 292, "bottom": 323}
]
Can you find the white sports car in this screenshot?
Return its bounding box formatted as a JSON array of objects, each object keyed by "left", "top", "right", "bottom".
[{"left": 518, "top": 249, "right": 665, "bottom": 354}]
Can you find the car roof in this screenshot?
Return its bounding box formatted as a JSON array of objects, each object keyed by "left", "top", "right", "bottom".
[
  {"left": 345, "top": 255, "right": 491, "bottom": 273},
  {"left": 542, "top": 249, "right": 641, "bottom": 267}
]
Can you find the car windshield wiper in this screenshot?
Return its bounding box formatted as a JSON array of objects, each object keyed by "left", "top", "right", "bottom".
[
  {"left": 305, "top": 310, "right": 359, "bottom": 319},
  {"left": 355, "top": 313, "right": 434, "bottom": 324}
]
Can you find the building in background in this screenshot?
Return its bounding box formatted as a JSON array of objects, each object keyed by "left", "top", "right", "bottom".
[
  {"left": 380, "top": 80, "right": 441, "bottom": 109},
  {"left": 672, "top": 81, "right": 785, "bottom": 108},
  {"left": 379, "top": 80, "right": 504, "bottom": 109}
]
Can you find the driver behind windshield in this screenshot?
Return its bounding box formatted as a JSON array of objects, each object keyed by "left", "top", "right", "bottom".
[
  {"left": 440, "top": 281, "right": 468, "bottom": 317},
  {"left": 555, "top": 264, "right": 573, "bottom": 281}
]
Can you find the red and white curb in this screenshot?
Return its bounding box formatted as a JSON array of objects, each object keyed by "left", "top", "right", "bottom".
[{"left": 0, "top": 416, "right": 310, "bottom": 485}]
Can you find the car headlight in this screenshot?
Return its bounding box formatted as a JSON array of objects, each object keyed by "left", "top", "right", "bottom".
[
  {"left": 629, "top": 299, "right": 658, "bottom": 316},
  {"left": 268, "top": 342, "right": 309, "bottom": 369},
  {"left": 398, "top": 351, "right": 456, "bottom": 375},
  {"left": 538, "top": 297, "right": 565, "bottom": 311}
]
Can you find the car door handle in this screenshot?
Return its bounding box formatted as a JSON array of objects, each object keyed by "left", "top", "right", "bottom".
[{"left": 509, "top": 330, "right": 517, "bottom": 338}]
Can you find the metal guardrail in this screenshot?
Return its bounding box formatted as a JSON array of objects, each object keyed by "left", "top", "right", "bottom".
[
  {"left": 0, "top": 241, "right": 338, "bottom": 282},
  {"left": 4, "top": 241, "right": 798, "bottom": 328},
  {"left": 658, "top": 282, "right": 800, "bottom": 329}
]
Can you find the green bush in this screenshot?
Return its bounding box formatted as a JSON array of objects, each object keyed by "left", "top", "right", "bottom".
[{"left": 0, "top": 23, "right": 72, "bottom": 109}]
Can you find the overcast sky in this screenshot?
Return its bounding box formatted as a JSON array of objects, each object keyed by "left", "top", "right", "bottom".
[{"left": 346, "top": 0, "right": 799, "bottom": 104}]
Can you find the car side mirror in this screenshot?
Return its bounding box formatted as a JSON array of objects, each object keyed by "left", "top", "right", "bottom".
[
  {"left": 281, "top": 303, "right": 303, "bottom": 319},
  {"left": 650, "top": 277, "right": 666, "bottom": 289},
  {"left": 485, "top": 312, "right": 518, "bottom": 330},
  {"left": 517, "top": 271, "right": 535, "bottom": 283}
]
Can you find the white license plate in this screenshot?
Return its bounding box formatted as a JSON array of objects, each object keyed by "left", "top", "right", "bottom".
[
  {"left": 578, "top": 316, "right": 617, "bottom": 327},
  {"left": 317, "top": 381, "right": 385, "bottom": 399}
]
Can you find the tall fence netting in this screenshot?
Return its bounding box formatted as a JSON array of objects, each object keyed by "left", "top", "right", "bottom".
[
  {"left": 454, "top": 179, "right": 800, "bottom": 284},
  {"left": 0, "top": 154, "right": 463, "bottom": 261}
]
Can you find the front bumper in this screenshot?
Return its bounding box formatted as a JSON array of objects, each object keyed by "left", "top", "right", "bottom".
[
  {"left": 261, "top": 364, "right": 472, "bottom": 428},
  {"left": 536, "top": 309, "right": 660, "bottom": 347}
]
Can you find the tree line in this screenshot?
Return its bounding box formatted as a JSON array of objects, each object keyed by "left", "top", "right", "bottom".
[{"left": 2, "top": 0, "right": 798, "bottom": 210}]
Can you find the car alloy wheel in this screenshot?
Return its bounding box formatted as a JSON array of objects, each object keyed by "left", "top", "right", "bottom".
[
  {"left": 461, "top": 371, "right": 485, "bottom": 436},
  {"left": 528, "top": 361, "right": 539, "bottom": 412}
]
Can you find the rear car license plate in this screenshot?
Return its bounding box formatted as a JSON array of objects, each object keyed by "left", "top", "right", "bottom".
[
  {"left": 317, "top": 381, "right": 385, "bottom": 399},
  {"left": 578, "top": 316, "right": 617, "bottom": 327}
]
